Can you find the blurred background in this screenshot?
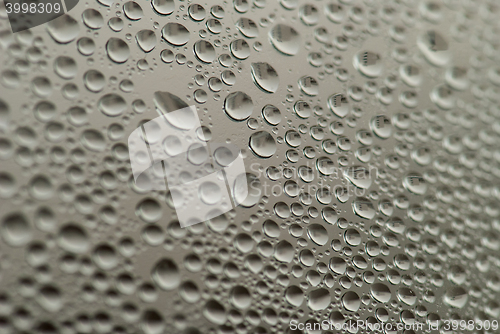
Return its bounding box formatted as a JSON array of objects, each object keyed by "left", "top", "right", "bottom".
[{"left": 0, "top": 0, "right": 499, "bottom": 333}]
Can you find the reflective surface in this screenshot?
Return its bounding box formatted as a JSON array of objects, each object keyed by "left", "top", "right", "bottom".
[{"left": 0, "top": 0, "right": 500, "bottom": 333}]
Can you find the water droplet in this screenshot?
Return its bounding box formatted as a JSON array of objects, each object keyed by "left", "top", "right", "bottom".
[
  {"left": 151, "top": 258, "right": 180, "bottom": 290},
  {"left": 234, "top": 173, "right": 261, "bottom": 207},
  {"left": 106, "top": 38, "right": 130, "bottom": 63},
  {"left": 224, "top": 91, "right": 253, "bottom": 121},
  {"left": 274, "top": 240, "right": 294, "bottom": 262},
  {"left": 354, "top": 51, "right": 383, "bottom": 78},
  {"left": 417, "top": 30, "right": 451, "bottom": 66},
  {"left": 136, "top": 30, "right": 157, "bottom": 53},
  {"left": 443, "top": 287, "right": 468, "bottom": 308},
  {"left": 29, "top": 175, "right": 53, "bottom": 200},
  {"left": 352, "top": 197, "right": 376, "bottom": 219},
  {"left": 203, "top": 300, "right": 226, "bottom": 325},
  {"left": 151, "top": 0, "right": 174, "bottom": 15},
  {"left": 298, "top": 76, "right": 319, "bottom": 96},
  {"left": 262, "top": 105, "right": 281, "bottom": 125},
  {"left": 370, "top": 283, "right": 392, "bottom": 303},
  {"left": 193, "top": 40, "right": 216, "bottom": 63},
  {"left": 249, "top": 131, "right": 276, "bottom": 158},
  {"left": 403, "top": 173, "right": 427, "bottom": 195},
  {"left": 430, "top": 84, "right": 455, "bottom": 110},
  {"left": 57, "top": 224, "right": 89, "bottom": 254},
  {"left": 92, "top": 243, "right": 118, "bottom": 270},
  {"left": 300, "top": 4, "right": 319, "bottom": 26},
  {"left": 344, "top": 166, "right": 373, "bottom": 189},
  {"left": 161, "top": 23, "right": 190, "bottom": 46},
  {"left": 285, "top": 130, "right": 301, "bottom": 147},
  {"left": 82, "top": 9, "right": 104, "bottom": 29},
  {"left": 307, "top": 224, "right": 328, "bottom": 246},
  {"left": 342, "top": 291, "right": 361, "bottom": 312},
  {"left": 293, "top": 101, "right": 310, "bottom": 119},
  {"left": 230, "top": 286, "right": 251, "bottom": 309},
  {"left": 230, "top": 39, "right": 251, "bottom": 59},
  {"left": 77, "top": 37, "right": 96, "bottom": 55},
  {"left": 400, "top": 65, "right": 422, "bottom": 87},
  {"left": 250, "top": 62, "right": 279, "bottom": 93},
  {"left": 308, "top": 288, "right": 330, "bottom": 310},
  {"left": 123, "top": 1, "right": 143, "bottom": 20},
  {"left": 370, "top": 115, "right": 392, "bottom": 139},
  {"left": 285, "top": 286, "right": 304, "bottom": 307},
  {"left": 269, "top": 24, "right": 300, "bottom": 55},
  {"left": 327, "top": 94, "right": 349, "bottom": 118},
  {"left": 1, "top": 213, "right": 32, "bottom": 247},
  {"left": 344, "top": 229, "right": 361, "bottom": 246},
  {"left": 54, "top": 56, "right": 77, "bottom": 79},
  {"left": 81, "top": 129, "right": 106, "bottom": 152},
  {"left": 188, "top": 4, "right": 206, "bottom": 21},
  {"left": 397, "top": 287, "right": 417, "bottom": 306},
  {"left": 83, "top": 70, "right": 105, "bottom": 93},
  {"left": 47, "top": 15, "right": 79, "bottom": 44},
  {"left": 153, "top": 91, "right": 189, "bottom": 119}
]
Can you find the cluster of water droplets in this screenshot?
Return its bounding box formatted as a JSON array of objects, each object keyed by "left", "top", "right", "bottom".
[{"left": 0, "top": 0, "right": 500, "bottom": 332}]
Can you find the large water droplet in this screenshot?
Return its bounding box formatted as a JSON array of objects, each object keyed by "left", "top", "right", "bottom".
[
  {"left": 136, "top": 30, "right": 156, "bottom": 52},
  {"left": 403, "top": 173, "right": 427, "bottom": 195},
  {"left": 269, "top": 24, "right": 300, "bottom": 55},
  {"left": 224, "top": 91, "right": 253, "bottom": 121},
  {"left": 234, "top": 173, "right": 261, "bottom": 207},
  {"left": 249, "top": 131, "right": 276, "bottom": 158},
  {"left": 153, "top": 91, "right": 189, "bottom": 116},
  {"left": 83, "top": 70, "right": 105, "bottom": 93},
  {"left": 308, "top": 288, "right": 330, "bottom": 310},
  {"left": 57, "top": 224, "right": 89, "bottom": 254},
  {"left": 54, "top": 56, "right": 77, "bottom": 79},
  {"left": 47, "top": 15, "right": 79, "bottom": 44},
  {"left": 203, "top": 300, "right": 226, "bottom": 325},
  {"left": 285, "top": 286, "right": 304, "bottom": 307},
  {"left": 370, "top": 283, "right": 392, "bottom": 303},
  {"left": 397, "top": 287, "right": 417, "bottom": 306},
  {"left": 327, "top": 94, "right": 349, "bottom": 118},
  {"left": 352, "top": 197, "right": 376, "bottom": 219},
  {"left": 443, "top": 287, "right": 468, "bottom": 308},
  {"left": 370, "top": 115, "right": 392, "bottom": 139},
  {"left": 274, "top": 240, "right": 294, "bottom": 262},
  {"left": 417, "top": 30, "right": 451, "bottom": 67},
  {"left": 161, "top": 23, "right": 190, "bottom": 46},
  {"left": 298, "top": 76, "right": 319, "bottom": 96},
  {"left": 123, "top": 1, "right": 143, "bottom": 20},
  {"left": 106, "top": 38, "right": 130, "bottom": 63},
  {"left": 82, "top": 9, "right": 104, "bottom": 29},
  {"left": 151, "top": 0, "right": 174, "bottom": 15},
  {"left": 230, "top": 286, "right": 252, "bottom": 309},
  {"left": 236, "top": 18, "right": 258, "bottom": 38},
  {"left": 342, "top": 291, "right": 361, "bottom": 312},
  {"left": 307, "top": 224, "right": 328, "bottom": 246},
  {"left": 151, "top": 258, "right": 180, "bottom": 290},
  {"left": 99, "top": 94, "right": 127, "bottom": 117},
  {"left": 250, "top": 62, "right": 279, "bottom": 93},
  {"left": 230, "top": 39, "right": 251, "bottom": 59},
  {"left": 1, "top": 213, "right": 32, "bottom": 247},
  {"left": 262, "top": 105, "right": 281, "bottom": 125},
  {"left": 188, "top": 4, "right": 206, "bottom": 21},
  {"left": 194, "top": 40, "right": 216, "bottom": 63},
  {"left": 353, "top": 51, "right": 383, "bottom": 78},
  {"left": 344, "top": 166, "right": 373, "bottom": 189}
]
